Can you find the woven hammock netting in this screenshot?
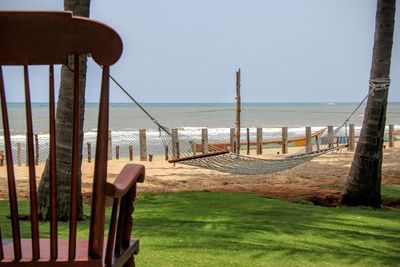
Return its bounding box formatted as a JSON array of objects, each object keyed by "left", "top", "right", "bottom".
[
  {"left": 156, "top": 124, "right": 348, "bottom": 175},
  {"left": 101, "top": 61, "right": 390, "bottom": 175},
  {"left": 173, "top": 153, "right": 316, "bottom": 175}
]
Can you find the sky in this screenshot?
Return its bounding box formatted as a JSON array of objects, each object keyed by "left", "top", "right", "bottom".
[{"left": 1, "top": 0, "right": 400, "bottom": 103}]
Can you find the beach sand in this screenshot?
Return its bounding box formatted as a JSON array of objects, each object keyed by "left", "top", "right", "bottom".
[{"left": 1, "top": 143, "right": 399, "bottom": 205}]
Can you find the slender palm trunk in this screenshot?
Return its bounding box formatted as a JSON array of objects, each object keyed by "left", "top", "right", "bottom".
[
  {"left": 340, "top": 0, "right": 396, "bottom": 208},
  {"left": 38, "top": 0, "right": 91, "bottom": 220}
]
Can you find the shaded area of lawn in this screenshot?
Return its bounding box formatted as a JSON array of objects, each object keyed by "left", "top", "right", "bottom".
[
  {"left": 135, "top": 191, "right": 399, "bottom": 267},
  {"left": 0, "top": 191, "right": 399, "bottom": 267},
  {"left": 307, "top": 184, "right": 400, "bottom": 207},
  {"left": 0, "top": 203, "right": 93, "bottom": 239}
]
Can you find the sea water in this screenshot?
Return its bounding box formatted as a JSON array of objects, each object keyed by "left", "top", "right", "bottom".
[
  {"left": 1, "top": 102, "right": 399, "bottom": 162},
  {"left": 3, "top": 102, "right": 400, "bottom": 133}
]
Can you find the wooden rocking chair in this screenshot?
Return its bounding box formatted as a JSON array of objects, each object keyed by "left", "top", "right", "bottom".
[{"left": 0, "top": 11, "right": 145, "bottom": 266}]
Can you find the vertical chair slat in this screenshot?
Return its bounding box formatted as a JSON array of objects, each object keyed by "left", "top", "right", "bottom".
[
  {"left": 0, "top": 71, "right": 4, "bottom": 263},
  {"left": 89, "top": 66, "right": 110, "bottom": 259},
  {"left": 0, "top": 226, "right": 4, "bottom": 260},
  {"left": 0, "top": 66, "right": 22, "bottom": 261},
  {"left": 49, "top": 65, "right": 58, "bottom": 260},
  {"left": 105, "top": 198, "right": 119, "bottom": 265},
  {"left": 68, "top": 55, "right": 80, "bottom": 260},
  {"left": 23, "top": 65, "right": 40, "bottom": 260},
  {"left": 122, "top": 184, "right": 137, "bottom": 249},
  {"left": 114, "top": 194, "right": 127, "bottom": 255}
]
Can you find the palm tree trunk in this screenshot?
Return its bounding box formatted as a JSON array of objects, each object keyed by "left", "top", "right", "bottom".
[
  {"left": 340, "top": 0, "right": 396, "bottom": 208},
  {"left": 38, "top": 0, "right": 91, "bottom": 220}
]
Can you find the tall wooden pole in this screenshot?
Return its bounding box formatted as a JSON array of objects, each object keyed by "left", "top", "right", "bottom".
[{"left": 235, "top": 68, "right": 241, "bottom": 154}]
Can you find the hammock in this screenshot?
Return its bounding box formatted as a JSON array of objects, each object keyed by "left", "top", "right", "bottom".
[
  {"left": 98, "top": 62, "right": 389, "bottom": 175},
  {"left": 173, "top": 153, "right": 315, "bottom": 175},
  {"left": 155, "top": 123, "right": 348, "bottom": 175}
]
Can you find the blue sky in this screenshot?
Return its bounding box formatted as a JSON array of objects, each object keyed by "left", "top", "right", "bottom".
[{"left": 1, "top": 0, "right": 399, "bottom": 103}]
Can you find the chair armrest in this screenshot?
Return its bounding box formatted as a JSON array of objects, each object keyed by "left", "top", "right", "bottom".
[{"left": 105, "top": 164, "right": 145, "bottom": 198}]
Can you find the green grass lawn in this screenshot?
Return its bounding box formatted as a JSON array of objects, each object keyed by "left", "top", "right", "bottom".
[
  {"left": 381, "top": 184, "right": 400, "bottom": 203},
  {"left": 1, "top": 189, "right": 399, "bottom": 267}
]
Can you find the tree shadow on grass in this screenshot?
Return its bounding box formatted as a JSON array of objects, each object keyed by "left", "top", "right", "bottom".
[{"left": 134, "top": 191, "right": 400, "bottom": 266}]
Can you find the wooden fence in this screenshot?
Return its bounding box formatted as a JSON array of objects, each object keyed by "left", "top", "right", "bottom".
[{"left": 1, "top": 124, "right": 397, "bottom": 166}]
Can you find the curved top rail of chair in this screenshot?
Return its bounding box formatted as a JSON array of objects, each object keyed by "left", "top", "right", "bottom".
[{"left": 0, "top": 11, "right": 123, "bottom": 66}]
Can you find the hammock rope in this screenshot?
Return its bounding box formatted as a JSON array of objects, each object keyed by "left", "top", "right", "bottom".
[{"left": 90, "top": 61, "right": 382, "bottom": 175}]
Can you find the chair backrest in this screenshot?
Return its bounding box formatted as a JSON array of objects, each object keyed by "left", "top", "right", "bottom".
[{"left": 0, "top": 11, "right": 122, "bottom": 262}]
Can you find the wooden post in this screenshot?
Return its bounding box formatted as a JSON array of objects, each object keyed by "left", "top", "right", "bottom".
[
  {"left": 348, "top": 124, "right": 355, "bottom": 152},
  {"left": 139, "top": 129, "right": 147, "bottom": 161},
  {"left": 328, "top": 125, "right": 334, "bottom": 147},
  {"left": 17, "top": 142, "right": 22, "bottom": 166},
  {"left": 246, "top": 128, "right": 250, "bottom": 155},
  {"left": 116, "top": 145, "right": 120, "bottom": 159},
  {"left": 176, "top": 142, "right": 180, "bottom": 159},
  {"left": 149, "top": 154, "right": 153, "bottom": 162},
  {"left": 171, "top": 128, "right": 179, "bottom": 160},
  {"left": 235, "top": 68, "right": 241, "bottom": 155},
  {"left": 0, "top": 150, "right": 3, "bottom": 167},
  {"left": 129, "top": 145, "right": 133, "bottom": 161},
  {"left": 389, "top": 124, "right": 394, "bottom": 147},
  {"left": 315, "top": 135, "right": 320, "bottom": 151},
  {"left": 87, "top": 142, "right": 92, "bottom": 163},
  {"left": 108, "top": 130, "right": 112, "bottom": 160},
  {"left": 190, "top": 142, "right": 197, "bottom": 156},
  {"left": 282, "top": 127, "right": 288, "bottom": 154},
  {"left": 201, "top": 128, "right": 208, "bottom": 154},
  {"left": 164, "top": 145, "right": 169, "bottom": 161},
  {"left": 305, "top": 127, "right": 312, "bottom": 153},
  {"left": 34, "top": 133, "right": 39, "bottom": 165},
  {"left": 230, "top": 128, "right": 236, "bottom": 153},
  {"left": 256, "top": 128, "right": 263, "bottom": 155}
]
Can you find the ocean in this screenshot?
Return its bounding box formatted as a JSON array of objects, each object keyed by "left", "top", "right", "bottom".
[
  {"left": 1, "top": 102, "right": 399, "bottom": 162},
  {"left": 3, "top": 102, "right": 400, "bottom": 134}
]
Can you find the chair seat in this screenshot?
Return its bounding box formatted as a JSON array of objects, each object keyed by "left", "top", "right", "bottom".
[{"left": 1, "top": 239, "right": 139, "bottom": 267}]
